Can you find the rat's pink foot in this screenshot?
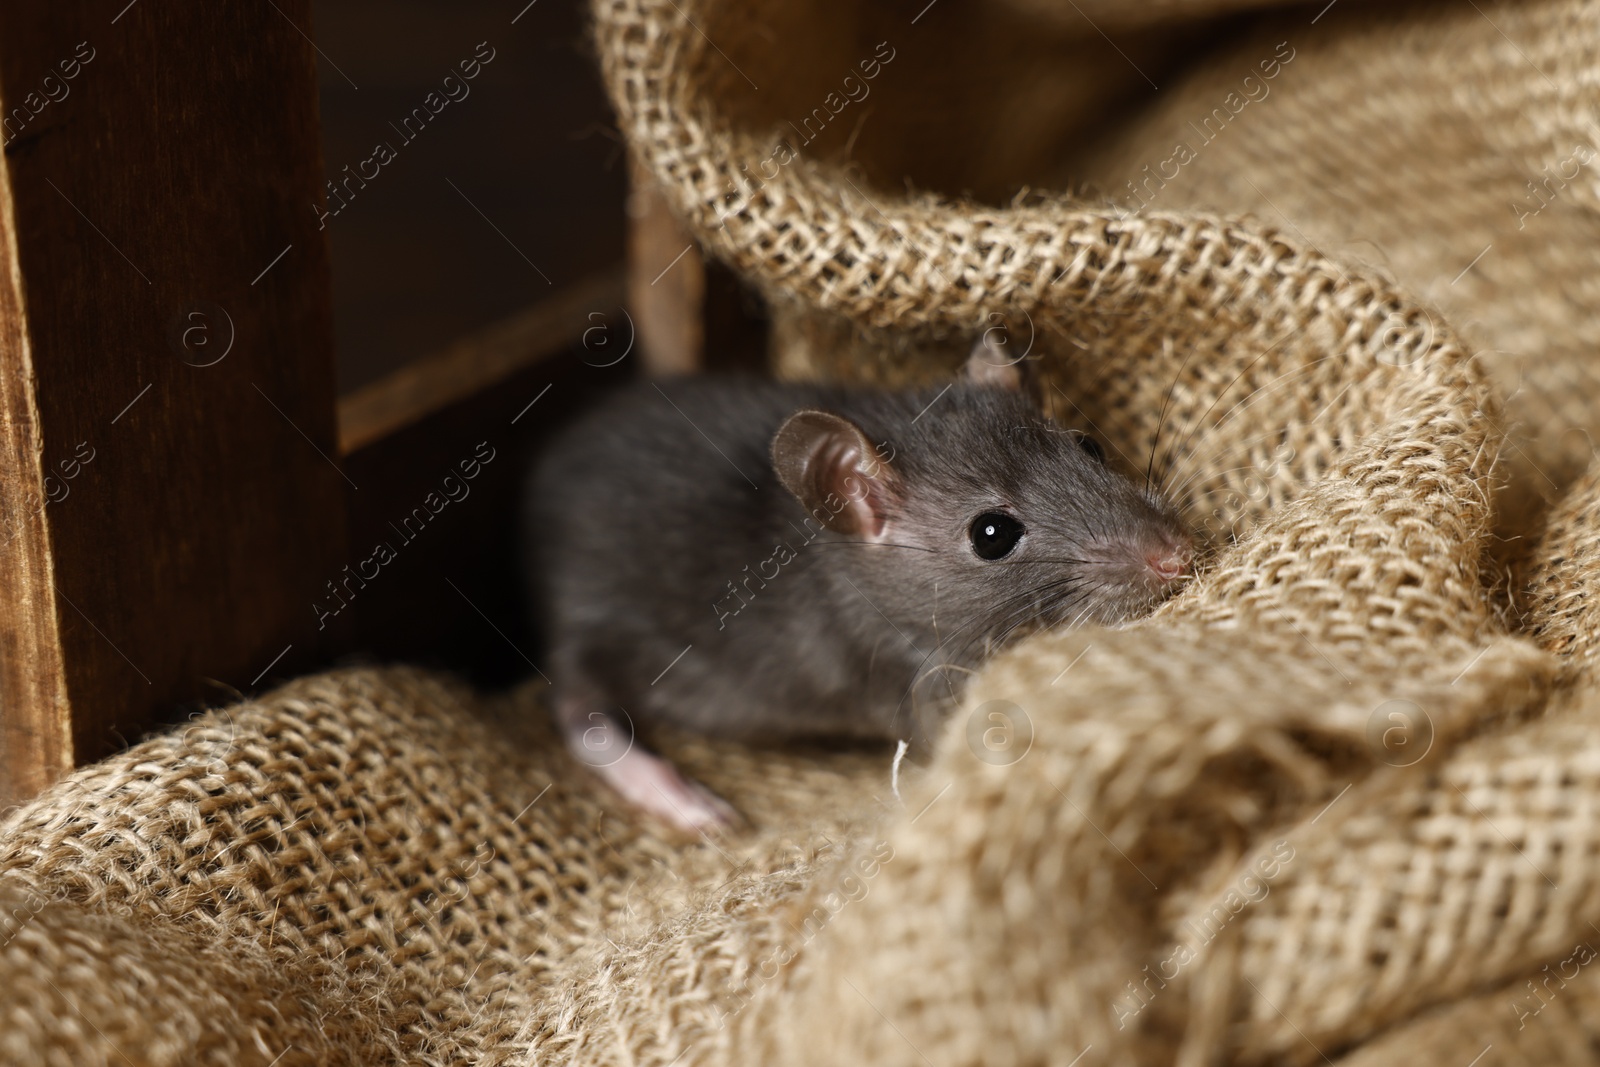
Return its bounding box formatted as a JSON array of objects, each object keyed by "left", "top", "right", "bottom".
[
  {"left": 590, "top": 743, "right": 738, "bottom": 830},
  {"left": 558, "top": 702, "right": 738, "bottom": 830}
]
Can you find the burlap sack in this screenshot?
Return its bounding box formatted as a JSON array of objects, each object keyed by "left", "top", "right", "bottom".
[{"left": 7, "top": 0, "right": 1600, "bottom": 1063}]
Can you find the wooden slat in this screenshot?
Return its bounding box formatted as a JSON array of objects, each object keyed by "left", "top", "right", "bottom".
[
  {"left": 337, "top": 267, "right": 626, "bottom": 454},
  {"left": 628, "top": 160, "right": 706, "bottom": 375},
  {"left": 0, "top": 1, "right": 346, "bottom": 804},
  {"left": 0, "top": 140, "right": 70, "bottom": 801}
]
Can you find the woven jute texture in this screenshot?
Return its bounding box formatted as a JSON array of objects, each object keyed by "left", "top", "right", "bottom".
[{"left": 8, "top": 0, "right": 1600, "bottom": 1063}]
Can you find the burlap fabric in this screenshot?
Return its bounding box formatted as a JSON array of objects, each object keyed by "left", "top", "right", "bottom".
[{"left": 8, "top": 0, "right": 1600, "bottom": 1063}]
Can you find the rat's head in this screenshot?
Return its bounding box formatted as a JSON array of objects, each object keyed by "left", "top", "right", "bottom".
[{"left": 771, "top": 346, "right": 1193, "bottom": 657}]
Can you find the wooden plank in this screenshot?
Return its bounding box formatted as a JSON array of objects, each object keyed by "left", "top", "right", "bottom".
[
  {"left": 0, "top": 146, "right": 70, "bottom": 803},
  {"left": 628, "top": 160, "right": 706, "bottom": 375},
  {"left": 0, "top": 1, "right": 346, "bottom": 804},
  {"left": 338, "top": 267, "right": 626, "bottom": 454}
]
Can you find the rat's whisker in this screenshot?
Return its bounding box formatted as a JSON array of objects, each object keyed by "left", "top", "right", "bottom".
[
  {"left": 1164, "top": 462, "right": 1269, "bottom": 507},
  {"left": 1204, "top": 350, "right": 1340, "bottom": 441},
  {"left": 896, "top": 572, "right": 1112, "bottom": 726},
  {"left": 1147, "top": 336, "right": 1199, "bottom": 492},
  {"left": 1160, "top": 419, "right": 1310, "bottom": 500},
  {"left": 1154, "top": 351, "right": 1336, "bottom": 494},
  {"left": 894, "top": 579, "right": 1086, "bottom": 722},
  {"left": 1151, "top": 335, "right": 1306, "bottom": 490}
]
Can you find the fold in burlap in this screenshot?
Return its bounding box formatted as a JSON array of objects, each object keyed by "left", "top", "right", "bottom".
[{"left": 8, "top": 0, "right": 1600, "bottom": 1063}]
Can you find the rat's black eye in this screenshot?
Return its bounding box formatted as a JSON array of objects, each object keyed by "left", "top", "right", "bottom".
[
  {"left": 969, "top": 511, "right": 1024, "bottom": 560},
  {"left": 1077, "top": 433, "right": 1106, "bottom": 463}
]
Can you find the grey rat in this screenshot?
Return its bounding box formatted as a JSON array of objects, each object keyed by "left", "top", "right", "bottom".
[{"left": 523, "top": 342, "right": 1192, "bottom": 829}]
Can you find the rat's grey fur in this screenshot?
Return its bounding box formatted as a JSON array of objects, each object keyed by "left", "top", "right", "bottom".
[{"left": 525, "top": 375, "right": 1189, "bottom": 753}]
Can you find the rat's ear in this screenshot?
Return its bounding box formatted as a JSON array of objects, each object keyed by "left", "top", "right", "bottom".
[
  {"left": 771, "top": 410, "right": 898, "bottom": 540},
  {"left": 964, "top": 330, "right": 1042, "bottom": 406}
]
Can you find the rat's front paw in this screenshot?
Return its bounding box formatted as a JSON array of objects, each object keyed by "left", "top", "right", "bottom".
[{"left": 591, "top": 743, "right": 739, "bottom": 831}]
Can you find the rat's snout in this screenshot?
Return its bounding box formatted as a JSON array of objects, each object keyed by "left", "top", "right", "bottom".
[
  {"left": 1144, "top": 533, "right": 1193, "bottom": 584},
  {"left": 1081, "top": 526, "right": 1194, "bottom": 618}
]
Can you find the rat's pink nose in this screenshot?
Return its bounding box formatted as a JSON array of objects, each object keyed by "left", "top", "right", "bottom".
[{"left": 1145, "top": 541, "right": 1192, "bottom": 582}]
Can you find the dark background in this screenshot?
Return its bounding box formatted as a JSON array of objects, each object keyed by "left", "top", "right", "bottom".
[
  {"left": 313, "top": 0, "right": 626, "bottom": 393},
  {"left": 314, "top": 0, "right": 632, "bottom": 687}
]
